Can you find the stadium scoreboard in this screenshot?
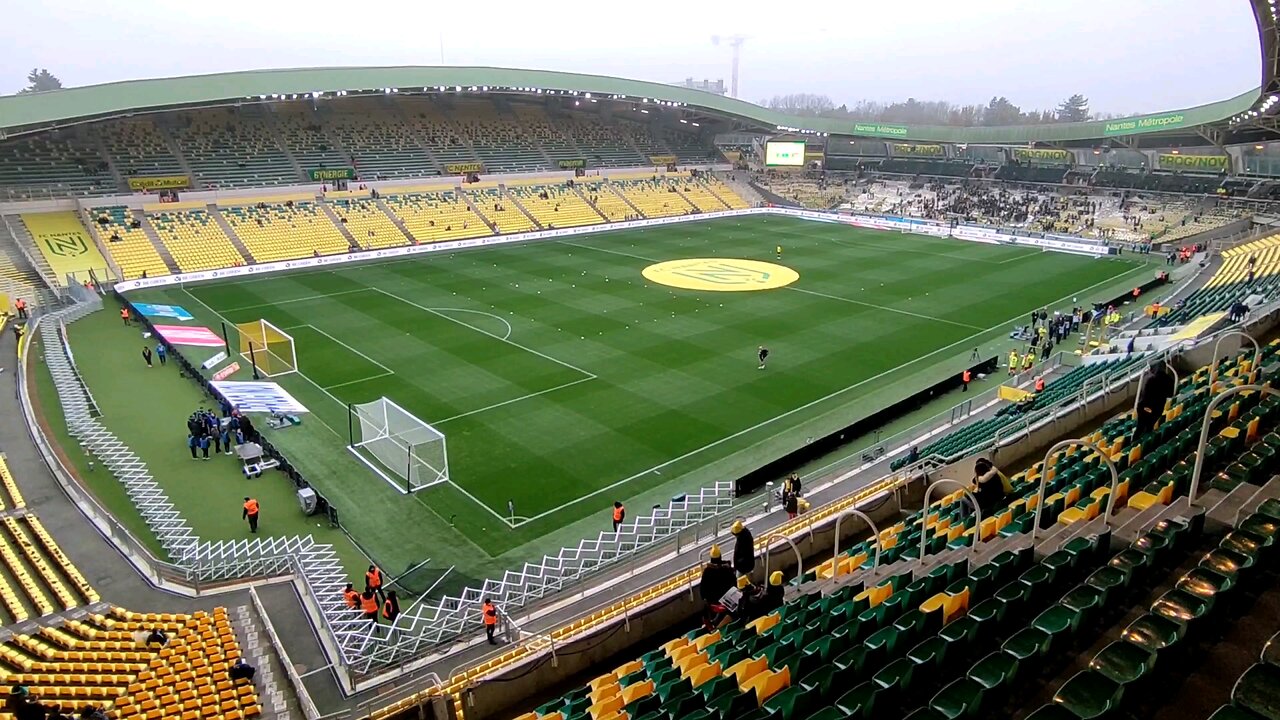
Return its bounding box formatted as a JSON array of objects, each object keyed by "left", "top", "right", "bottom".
[{"left": 765, "top": 140, "right": 807, "bottom": 166}]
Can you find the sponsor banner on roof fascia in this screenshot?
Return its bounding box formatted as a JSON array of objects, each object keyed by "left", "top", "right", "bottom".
[
  {"left": 211, "top": 380, "right": 309, "bottom": 414},
  {"left": 201, "top": 350, "right": 228, "bottom": 370},
  {"left": 132, "top": 302, "right": 195, "bottom": 321}
]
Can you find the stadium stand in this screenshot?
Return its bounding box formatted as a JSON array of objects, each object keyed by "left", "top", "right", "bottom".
[
  {"left": 149, "top": 208, "right": 247, "bottom": 273},
  {"left": 514, "top": 107, "right": 587, "bottom": 167},
  {"left": 221, "top": 201, "right": 351, "bottom": 263},
  {"left": 87, "top": 207, "right": 170, "bottom": 280},
  {"left": 562, "top": 117, "right": 647, "bottom": 168},
  {"left": 330, "top": 197, "right": 410, "bottom": 249},
  {"left": 1156, "top": 233, "right": 1280, "bottom": 326},
  {"left": 0, "top": 133, "right": 114, "bottom": 199},
  {"left": 995, "top": 164, "right": 1069, "bottom": 184},
  {"left": 99, "top": 120, "right": 187, "bottom": 181},
  {"left": 451, "top": 101, "right": 547, "bottom": 174},
  {"left": 469, "top": 187, "right": 538, "bottom": 233},
  {"left": 169, "top": 109, "right": 299, "bottom": 190},
  {"left": 673, "top": 176, "right": 730, "bottom": 212},
  {"left": 518, "top": 340, "right": 1280, "bottom": 720},
  {"left": 612, "top": 179, "right": 696, "bottom": 218},
  {"left": 703, "top": 177, "right": 751, "bottom": 209},
  {"left": 582, "top": 181, "right": 637, "bottom": 221},
  {"left": 383, "top": 191, "right": 491, "bottom": 242},
  {"left": 408, "top": 100, "right": 485, "bottom": 170},
  {"left": 322, "top": 101, "right": 438, "bottom": 180},
  {"left": 270, "top": 104, "right": 350, "bottom": 173},
  {"left": 506, "top": 184, "right": 604, "bottom": 229}
]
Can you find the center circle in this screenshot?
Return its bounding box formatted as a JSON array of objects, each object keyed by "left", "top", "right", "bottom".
[{"left": 641, "top": 258, "right": 800, "bottom": 292}]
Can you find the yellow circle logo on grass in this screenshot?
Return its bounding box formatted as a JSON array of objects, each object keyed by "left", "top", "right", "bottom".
[{"left": 642, "top": 258, "right": 799, "bottom": 292}]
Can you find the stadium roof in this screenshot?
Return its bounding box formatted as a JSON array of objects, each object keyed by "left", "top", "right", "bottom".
[{"left": 0, "top": 65, "right": 1262, "bottom": 145}]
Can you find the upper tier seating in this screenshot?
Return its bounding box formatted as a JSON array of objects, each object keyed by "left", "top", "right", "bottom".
[
  {"left": 150, "top": 209, "right": 246, "bottom": 273},
  {"left": 1156, "top": 233, "right": 1280, "bottom": 327},
  {"left": 100, "top": 120, "right": 185, "bottom": 180},
  {"left": 514, "top": 107, "right": 587, "bottom": 167},
  {"left": 507, "top": 184, "right": 604, "bottom": 229},
  {"left": 170, "top": 111, "right": 298, "bottom": 189},
  {"left": 88, "top": 207, "right": 170, "bottom": 280},
  {"left": 0, "top": 133, "right": 114, "bottom": 199},
  {"left": 450, "top": 101, "right": 546, "bottom": 174},
  {"left": 271, "top": 106, "right": 349, "bottom": 174},
  {"left": 407, "top": 100, "right": 485, "bottom": 169},
  {"left": 323, "top": 102, "right": 438, "bottom": 180},
  {"left": 383, "top": 191, "right": 491, "bottom": 243},
  {"left": 995, "top": 164, "right": 1069, "bottom": 184},
  {"left": 612, "top": 179, "right": 696, "bottom": 218},
  {"left": 469, "top": 187, "right": 537, "bottom": 234},
  {"left": 221, "top": 202, "right": 350, "bottom": 263},
  {"left": 330, "top": 198, "right": 410, "bottom": 249},
  {"left": 562, "top": 118, "right": 647, "bottom": 168}
]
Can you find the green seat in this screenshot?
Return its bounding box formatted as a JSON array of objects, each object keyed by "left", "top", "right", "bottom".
[
  {"left": 1061, "top": 584, "right": 1105, "bottom": 626},
  {"left": 1263, "top": 631, "right": 1280, "bottom": 668},
  {"left": 1089, "top": 641, "right": 1156, "bottom": 685},
  {"left": 1240, "top": 514, "right": 1280, "bottom": 540},
  {"left": 902, "top": 707, "right": 947, "bottom": 720},
  {"left": 907, "top": 636, "right": 949, "bottom": 675},
  {"left": 930, "top": 677, "right": 986, "bottom": 719},
  {"left": 835, "top": 681, "right": 880, "bottom": 719},
  {"left": 1053, "top": 670, "right": 1123, "bottom": 719},
  {"left": 1222, "top": 530, "right": 1270, "bottom": 559},
  {"left": 1003, "top": 626, "right": 1052, "bottom": 661},
  {"left": 1208, "top": 704, "right": 1270, "bottom": 720},
  {"left": 1026, "top": 704, "right": 1079, "bottom": 720},
  {"left": 1152, "top": 588, "right": 1212, "bottom": 625},
  {"left": 1084, "top": 566, "right": 1129, "bottom": 607},
  {"left": 968, "top": 651, "right": 1018, "bottom": 690},
  {"left": 873, "top": 657, "right": 916, "bottom": 691},
  {"left": 799, "top": 664, "right": 834, "bottom": 697},
  {"left": 1232, "top": 663, "right": 1280, "bottom": 720},
  {"left": 800, "top": 707, "right": 844, "bottom": 720},
  {"left": 1032, "top": 604, "right": 1081, "bottom": 652},
  {"left": 1122, "top": 614, "right": 1185, "bottom": 655},
  {"left": 764, "top": 685, "right": 812, "bottom": 720},
  {"left": 1108, "top": 548, "right": 1151, "bottom": 578},
  {"left": 1177, "top": 567, "right": 1235, "bottom": 601},
  {"left": 1201, "top": 548, "right": 1255, "bottom": 577}
]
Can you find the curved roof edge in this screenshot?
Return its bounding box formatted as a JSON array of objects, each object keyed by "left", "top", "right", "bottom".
[{"left": 0, "top": 65, "right": 1261, "bottom": 145}]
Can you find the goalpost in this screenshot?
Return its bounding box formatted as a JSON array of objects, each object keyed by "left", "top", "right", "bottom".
[
  {"left": 236, "top": 319, "right": 298, "bottom": 377},
  {"left": 347, "top": 397, "right": 449, "bottom": 493}
]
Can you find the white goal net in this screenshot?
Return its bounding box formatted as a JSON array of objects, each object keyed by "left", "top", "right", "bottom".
[{"left": 347, "top": 397, "right": 449, "bottom": 493}]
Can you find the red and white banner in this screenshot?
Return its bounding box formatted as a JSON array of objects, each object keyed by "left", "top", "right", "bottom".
[
  {"left": 211, "top": 362, "right": 241, "bottom": 381},
  {"left": 153, "top": 324, "right": 224, "bottom": 348}
]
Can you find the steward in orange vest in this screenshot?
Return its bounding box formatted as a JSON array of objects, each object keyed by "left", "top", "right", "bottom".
[
  {"left": 343, "top": 583, "right": 360, "bottom": 609},
  {"left": 360, "top": 590, "right": 379, "bottom": 622},
  {"left": 482, "top": 599, "right": 499, "bottom": 645},
  {"left": 612, "top": 501, "right": 625, "bottom": 531},
  {"left": 382, "top": 591, "right": 400, "bottom": 622}
]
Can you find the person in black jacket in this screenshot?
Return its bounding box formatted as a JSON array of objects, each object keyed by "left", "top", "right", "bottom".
[
  {"left": 698, "top": 545, "right": 736, "bottom": 629},
  {"left": 1135, "top": 363, "right": 1174, "bottom": 438},
  {"left": 730, "top": 520, "right": 755, "bottom": 576}
]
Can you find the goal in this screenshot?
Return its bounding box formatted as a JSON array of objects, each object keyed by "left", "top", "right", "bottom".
[
  {"left": 347, "top": 397, "right": 449, "bottom": 493},
  {"left": 237, "top": 319, "right": 297, "bottom": 377}
]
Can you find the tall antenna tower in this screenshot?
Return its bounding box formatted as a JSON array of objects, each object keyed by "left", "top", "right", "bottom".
[{"left": 710, "top": 35, "right": 747, "bottom": 98}]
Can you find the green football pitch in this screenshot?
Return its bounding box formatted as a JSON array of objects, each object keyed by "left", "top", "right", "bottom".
[{"left": 129, "top": 215, "right": 1148, "bottom": 583}]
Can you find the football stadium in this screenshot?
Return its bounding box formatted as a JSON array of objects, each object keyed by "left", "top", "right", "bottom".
[{"left": 2, "top": 3, "right": 1280, "bottom": 719}]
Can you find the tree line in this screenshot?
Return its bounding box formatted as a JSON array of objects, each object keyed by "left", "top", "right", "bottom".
[{"left": 759, "top": 92, "right": 1123, "bottom": 126}]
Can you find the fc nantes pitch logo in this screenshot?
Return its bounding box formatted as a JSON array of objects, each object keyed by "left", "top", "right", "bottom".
[{"left": 642, "top": 258, "right": 799, "bottom": 292}]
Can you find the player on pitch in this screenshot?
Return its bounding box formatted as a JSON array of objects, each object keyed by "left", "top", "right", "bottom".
[{"left": 758, "top": 345, "right": 770, "bottom": 370}]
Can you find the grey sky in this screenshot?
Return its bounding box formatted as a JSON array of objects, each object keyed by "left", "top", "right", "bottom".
[{"left": 1, "top": 0, "right": 1261, "bottom": 115}]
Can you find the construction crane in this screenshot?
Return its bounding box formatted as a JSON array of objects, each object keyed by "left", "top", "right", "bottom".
[{"left": 711, "top": 35, "right": 747, "bottom": 98}]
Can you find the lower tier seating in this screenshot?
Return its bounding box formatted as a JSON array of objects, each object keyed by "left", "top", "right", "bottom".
[
  {"left": 221, "top": 202, "right": 350, "bottom": 263},
  {"left": 150, "top": 209, "right": 245, "bottom": 273},
  {"left": 88, "top": 208, "right": 168, "bottom": 280}
]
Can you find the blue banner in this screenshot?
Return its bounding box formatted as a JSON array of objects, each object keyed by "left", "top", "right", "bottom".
[{"left": 132, "top": 302, "right": 194, "bottom": 321}]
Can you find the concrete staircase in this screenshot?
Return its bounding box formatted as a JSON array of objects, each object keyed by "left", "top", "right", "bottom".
[
  {"left": 459, "top": 187, "right": 498, "bottom": 232},
  {"left": 375, "top": 198, "right": 417, "bottom": 244},
  {"left": 258, "top": 106, "right": 309, "bottom": 184},
  {"left": 135, "top": 214, "right": 181, "bottom": 275},
  {"left": 501, "top": 184, "right": 543, "bottom": 230},
  {"left": 154, "top": 119, "right": 199, "bottom": 184},
  {"left": 0, "top": 219, "right": 59, "bottom": 309},
  {"left": 388, "top": 99, "right": 445, "bottom": 174},
  {"left": 0, "top": 216, "right": 60, "bottom": 290},
  {"left": 570, "top": 184, "right": 610, "bottom": 222},
  {"left": 233, "top": 602, "right": 293, "bottom": 720},
  {"left": 208, "top": 204, "right": 256, "bottom": 265},
  {"left": 605, "top": 180, "right": 646, "bottom": 218},
  {"left": 90, "top": 134, "right": 128, "bottom": 194},
  {"left": 317, "top": 201, "right": 360, "bottom": 250}
]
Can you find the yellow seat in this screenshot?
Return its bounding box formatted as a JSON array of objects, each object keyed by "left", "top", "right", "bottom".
[
  {"left": 745, "top": 613, "right": 780, "bottom": 636},
  {"left": 725, "top": 655, "right": 767, "bottom": 686},
  {"left": 742, "top": 666, "right": 790, "bottom": 705},
  {"left": 689, "top": 661, "right": 722, "bottom": 688},
  {"left": 621, "top": 679, "right": 653, "bottom": 706}
]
